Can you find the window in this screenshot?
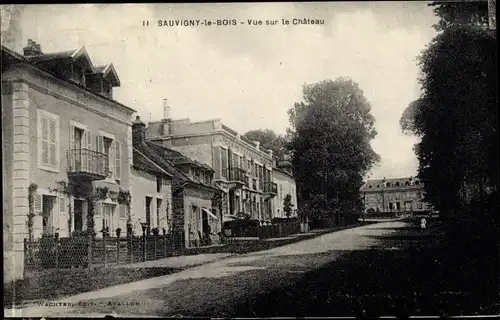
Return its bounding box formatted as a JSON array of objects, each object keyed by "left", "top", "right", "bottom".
[
  {"left": 114, "top": 140, "right": 121, "bottom": 181},
  {"left": 386, "top": 182, "right": 391, "bottom": 187},
  {"left": 395, "top": 182, "right": 400, "bottom": 187},
  {"left": 220, "top": 147, "right": 228, "bottom": 179},
  {"left": 405, "top": 181, "right": 410, "bottom": 186},
  {"left": 145, "top": 196, "right": 152, "bottom": 227},
  {"left": 368, "top": 185, "right": 372, "bottom": 189},
  {"left": 156, "top": 176, "right": 162, "bottom": 193},
  {"left": 414, "top": 180, "right": 420, "bottom": 185},
  {"left": 156, "top": 198, "right": 162, "bottom": 227},
  {"left": 37, "top": 109, "right": 60, "bottom": 171}
]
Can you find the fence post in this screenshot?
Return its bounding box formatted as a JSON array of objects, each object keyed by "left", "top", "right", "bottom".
[
  {"left": 129, "top": 233, "right": 133, "bottom": 264},
  {"left": 55, "top": 235, "right": 60, "bottom": 270},
  {"left": 87, "top": 235, "right": 92, "bottom": 272},
  {"left": 103, "top": 235, "right": 107, "bottom": 267},
  {"left": 154, "top": 233, "right": 157, "bottom": 260},
  {"left": 162, "top": 234, "right": 166, "bottom": 258},
  {"left": 116, "top": 235, "right": 120, "bottom": 264},
  {"left": 143, "top": 234, "right": 147, "bottom": 262}
]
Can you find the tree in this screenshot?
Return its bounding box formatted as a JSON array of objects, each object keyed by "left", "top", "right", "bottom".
[
  {"left": 283, "top": 194, "right": 293, "bottom": 218},
  {"left": 243, "top": 129, "right": 289, "bottom": 161},
  {"left": 400, "top": 5, "right": 497, "bottom": 218},
  {"left": 429, "top": 1, "right": 490, "bottom": 31},
  {"left": 287, "top": 78, "right": 379, "bottom": 225}
]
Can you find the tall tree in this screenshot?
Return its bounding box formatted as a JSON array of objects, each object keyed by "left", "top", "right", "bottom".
[
  {"left": 243, "top": 129, "right": 289, "bottom": 161},
  {"left": 400, "top": 3, "right": 497, "bottom": 217},
  {"left": 288, "top": 78, "right": 379, "bottom": 224}
]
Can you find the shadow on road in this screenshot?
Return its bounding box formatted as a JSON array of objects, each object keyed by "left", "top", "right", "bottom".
[{"left": 229, "top": 221, "right": 498, "bottom": 318}]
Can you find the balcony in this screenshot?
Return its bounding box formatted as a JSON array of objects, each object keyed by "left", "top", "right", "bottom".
[
  {"left": 263, "top": 181, "right": 278, "bottom": 195},
  {"left": 223, "top": 167, "right": 246, "bottom": 186},
  {"left": 66, "top": 148, "right": 109, "bottom": 181}
]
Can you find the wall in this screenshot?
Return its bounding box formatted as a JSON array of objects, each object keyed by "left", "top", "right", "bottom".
[
  {"left": 183, "top": 185, "right": 215, "bottom": 247},
  {"left": 2, "top": 65, "right": 134, "bottom": 244},
  {"left": 2, "top": 81, "right": 18, "bottom": 282},
  {"left": 273, "top": 170, "right": 298, "bottom": 218},
  {"left": 363, "top": 188, "right": 428, "bottom": 213},
  {"left": 130, "top": 167, "right": 172, "bottom": 235}
]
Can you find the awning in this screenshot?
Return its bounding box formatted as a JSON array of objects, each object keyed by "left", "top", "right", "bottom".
[{"left": 202, "top": 208, "right": 218, "bottom": 220}]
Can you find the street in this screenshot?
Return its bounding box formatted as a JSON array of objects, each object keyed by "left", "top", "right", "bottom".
[{"left": 7, "top": 221, "right": 407, "bottom": 317}]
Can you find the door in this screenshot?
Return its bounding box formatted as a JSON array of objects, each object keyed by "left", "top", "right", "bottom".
[
  {"left": 103, "top": 203, "right": 115, "bottom": 234},
  {"left": 202, "top": 209, "right": 209, "bottom": 238},
  {"left": 74, "top": 199, "right": 84, "bottom": 231},
  {"left": 42, "top": 195, "right": 55, "bottom": 235},
  {"left": 145, "top": 196, "right": 152, "bottom": 233}
]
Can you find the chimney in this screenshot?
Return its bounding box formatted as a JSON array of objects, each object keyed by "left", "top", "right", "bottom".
[
  {"left": 132, "top": 115, "right": 146, "bottom": 145},
  {"left": 23, "top": 39, "right": 42, "bottom": 56},
  {"left": 254, "top": 141, "right": 260, "bottom": 150},
  {"left": 163, "top": 98, "right": 171, "bottom": 120}
]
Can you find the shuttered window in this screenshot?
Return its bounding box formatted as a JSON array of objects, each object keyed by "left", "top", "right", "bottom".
[
  {"left": 115, "top": 140, "right": 121, "bottom": 180},
  {"left": 38, "top": 110, "right": 60, "bottom": 171}
]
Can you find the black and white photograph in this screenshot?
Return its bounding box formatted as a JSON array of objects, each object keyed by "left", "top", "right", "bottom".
[{"left": 2, "top": 1, "right": 498, "bottom": 318}]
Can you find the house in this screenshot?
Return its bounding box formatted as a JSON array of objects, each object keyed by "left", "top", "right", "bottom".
[
  {"left": 130, "top": 144, "right": 173, "bottom": 237},
  {"left": 2, "top": 40, "right": 134, "bottom": 282},
  {"left": 132, "top": 116, "right": 221, "bottom": 248},
  {"left": 360, "top": 177, "right": 432, "bottom": 213},
  {"left": 273, "top": 160, "right": 298, "bottom": 218},
  {"left": 147, "top": 99, "right": 278, "bottom": 223}
]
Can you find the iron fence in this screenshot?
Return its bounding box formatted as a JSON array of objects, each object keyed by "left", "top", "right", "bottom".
[{"left": 24, "top": 231, "right": 185, "bottom": 271}]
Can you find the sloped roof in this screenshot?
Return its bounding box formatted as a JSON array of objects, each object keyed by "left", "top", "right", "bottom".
[
  {"left": 0, "top": 45, "right": 135, "bottom": 113},
  {"left": 147, "top": 142, "right": 214, "bottom": 172},
  {"left": 132, "top": 147, "right": 172, "bottom": 177},
  {"left": 94, "top": 63, "right": 121, "bottom": 86},
  {"left": 132, "top": 140, "right": 218, "bottom": 192},
  {"left": 360, "top": 176, "right": 423, "bottom": 191}
]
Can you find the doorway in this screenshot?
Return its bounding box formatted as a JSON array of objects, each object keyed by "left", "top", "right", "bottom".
[
  {"left": 74, "top": 199, "right": 84, "bottom": 232},
  {"left": 42, "top": 195, "right": 56, "bottom": 235}
]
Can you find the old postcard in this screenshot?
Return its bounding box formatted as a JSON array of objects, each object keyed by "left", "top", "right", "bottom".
[{"left": 2, "top": 2, "right": 498, "bottom": 318}]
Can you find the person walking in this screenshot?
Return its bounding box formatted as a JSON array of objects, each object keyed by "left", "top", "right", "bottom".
[{"left": 420, "top": 217, "right": 427, "bottom": 231}]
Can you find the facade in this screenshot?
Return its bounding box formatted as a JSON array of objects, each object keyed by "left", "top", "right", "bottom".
[
  {"left": 130, "top": 147, "right": 173, "bottom": 236},
  {"left": 273, "top": 161, "right": 298, "bottom": 218},
  {"left": 147, "top": 102, "right": 278, "bottom": 223},
  {"left": 360, "top": 177, "right": 432, "bottom": 213},
  {"left": 132, "top": 117, "right": 220, "bottom": 248},
  {"left": 2, "top": 41, "right": 135, "bottom": 282}
]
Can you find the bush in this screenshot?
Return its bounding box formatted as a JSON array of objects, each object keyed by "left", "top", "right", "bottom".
[{"left": 223, "top": 219, "right": 260, "bottom": 237}]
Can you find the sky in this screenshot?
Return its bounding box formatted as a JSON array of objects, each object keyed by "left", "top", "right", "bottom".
[{"left": 6, "top": 2, "right": 439, "bottom": 180}]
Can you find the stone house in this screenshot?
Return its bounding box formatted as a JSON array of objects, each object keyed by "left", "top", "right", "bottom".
[
  {"left": 147, "top": 100, "right": 278, "bottom": 223},
  {"left": 132, "top": 116, "right": 220, "bottom": 248},
  {"left": 273, "top": 161, "right": 298, "bottom": 218},
  {"left": 130, "top": 146, "right": 173, "bottom": 236},
  {"left": 2, "top": 41, "right": 134, "bottom": 282},
  {"left": 360, "top": 176, "right": 432, "bottom": 213}
]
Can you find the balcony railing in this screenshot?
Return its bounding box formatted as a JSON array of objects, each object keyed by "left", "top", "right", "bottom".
[
  {"left": 263, "top": 181, "right": 278, "bottom": 194},
  {"left": 224, "top": 167, "right": 246, "bottom": 184},
  {"left": 67, "top": 148, "right": 109, "bottom": 180}
]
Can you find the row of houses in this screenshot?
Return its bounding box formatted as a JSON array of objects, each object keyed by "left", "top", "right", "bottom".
[{"left": 2, "top": 40, "right": 298, "bottom": 282}]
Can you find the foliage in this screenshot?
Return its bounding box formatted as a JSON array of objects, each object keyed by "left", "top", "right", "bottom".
[
  {"left": 243, "top": 129, "right": 290, "bottom": 161},
  {"left": 50, "top": 180, "right": 132, "bottom": 235},
  {"left": 400, "top": 23, "right": 497, "bottom": 216},
  {"left": 283, "top": 194, "right": 293, "bottom": 218},
  {"left": 429, "top": 1, "right": 490, "bottom": 31},
  {"left": 287, "top": 78, "right": 380, "bottom": 223},
  {"left": 27, "top": 183, "right": 38, "bottom": 243}
]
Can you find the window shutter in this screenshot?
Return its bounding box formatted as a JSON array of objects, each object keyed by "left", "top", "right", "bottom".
[
  {"left": 115, "top": 141, "right": 121, "bottom": 180},
  {"left": 41, "top": 117, "right": 49, "bottom": 165},
  {"left": 59, "top": 197, "right": 66, "bottom": 213},
  {"left": 49, "top": 118, "right": 57, "bottom": 166},
  {"left": 86, "top": 130, "right": 92, "bottom": 171},
  {"left": 34, "top": 194, "right": 42, "bottom": 215},
  {"left": 69, "top": 125, "right": 75, "bottom": 150}
]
